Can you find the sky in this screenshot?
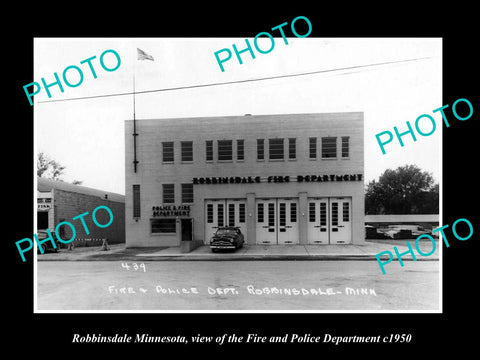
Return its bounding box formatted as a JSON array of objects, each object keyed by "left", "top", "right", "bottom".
[{"left": 34, "top": 37, "right": 442, "bottom": 195}]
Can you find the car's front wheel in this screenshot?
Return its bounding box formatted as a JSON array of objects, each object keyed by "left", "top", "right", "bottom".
[{"left": 38, "top": 244, "right": 48, "bottom": 254}]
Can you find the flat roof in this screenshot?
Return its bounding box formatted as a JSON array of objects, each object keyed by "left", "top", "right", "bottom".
[
  {"left": 125, "top": 112, "right": 364, "bottom": 124},
  {"left": 37, "top": 177, "right": 125, "bottom": 203}
]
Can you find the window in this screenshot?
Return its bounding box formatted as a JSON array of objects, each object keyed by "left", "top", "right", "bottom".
[
  {"left": 257, "top": 139, "right": 264, "bottom": 160},
  {"left": 343, "top": 202, "right": 350, "bottom": 222},
  {"left": 332, "top": 202, "right": 338, "bottom": 226},
  {"left": 207, "top": 204, "right": 213, "bottom": 223},
  {"left": 151, "top": 219, "right": 176, "bottom": 234},
  {"left": 162, "top": 142, "right": 174, "bottom": 162},
  {"left": 320, "top": 203, "right": 327, "bottom": 226},
  {"left": 217, "top": 204, "right": 224, "bottom": 227},
  {"left": 342, "top": 136, "right": 349, "bottom": 158},
  {"left": 228, "top": 203, "right": 235, "bottom": 226},
  {"left": 257, "top": 203, "right": 264, "bottom": 223},
  {"left": 268, "top": 203, "right": 275, "bottom": 232},
  {"left": 322, "top": 137, "right": 337, "bottom": 158},
  {"left": 206, "top": 140, "right": 213, "bottom": 161},
  {"left": 290, "top": 202, "right": 297, "bottom": 222},
  {"left": 218, "top": 140, "right": 232, "bottom": 161},
  {"left": 133, "top": 184, "right": 140, "bottom": 218},
  {"left": 309, "top": 137, "right": 317, "bottom": 159},
  {"left": 181, "top": 183, "right": 193, "bottom": 203},
  {"left": 269, "top": 138, "right": 284, "bottom": 160},
  {"left": 163, "top": 184, "right": 174, "bottom": 203},
  {"left": 279, "top": 203, "right": 286, "bottom": 231},
  {"left": 181, "top": 141, "right": 193, "bottom": 162},
  {"left": 288, "top": 138, "right": 296, "bottom": 159},
  {"left": 237, "top": 139, "right": 244, "bottom": 161},
  {"left": 309, "top": 202, "right": 315, "bottom": 222},
  {"left": 239, "top": 203, "right": 245, "bottom": 223}
]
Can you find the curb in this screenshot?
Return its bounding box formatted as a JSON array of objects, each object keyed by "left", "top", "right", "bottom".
[{"left": 37, "top": 254, "right": 439, "bottom": 262}]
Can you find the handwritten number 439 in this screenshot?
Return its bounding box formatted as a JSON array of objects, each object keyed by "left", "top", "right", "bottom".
[{"left": 121, "top": 262, "right": 146, "bottom": 272}]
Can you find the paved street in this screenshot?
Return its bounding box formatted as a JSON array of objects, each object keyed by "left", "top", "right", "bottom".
[{"left": 36, "top": 260, "right": 439, "bottom": 311}]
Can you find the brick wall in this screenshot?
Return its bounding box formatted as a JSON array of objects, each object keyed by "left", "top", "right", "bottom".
[{"left": 53, "top": 189, "right": 125, "bottom": 245}]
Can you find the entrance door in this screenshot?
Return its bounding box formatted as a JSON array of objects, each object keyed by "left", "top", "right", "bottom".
[
  {"left": 205, "top": 200, "right": 225, "bottom": 243},
  {"left": 181, "top": 218, "right": 193, "bottom": 241},
  {"left": 37, "top": 211, "right": 49, "bottom": 230},
  {"left": 330, "top": 197, "right": 352, "bottom": 244},
  {"left": 277, "top": 199, "right": 299, "bottom": 244},
  {"left": 307, "top": 198, "right": 329, "bottom": 244},
  {"left": 226, "top": 199, "right": 247, "bottom": 242},
  {"left": 255, "top": 199, "right": 277, "bottom": 244}
]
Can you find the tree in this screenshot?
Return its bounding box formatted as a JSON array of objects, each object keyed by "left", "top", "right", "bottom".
[
  {"left": 37, "top": 152, "right": 83, "bottom": 185},
  {"left": 37, "top": 152, "right": 65, "bottom": 180},
  {"left": 365, "top": 165, "right": 439, "bottom": 214}
]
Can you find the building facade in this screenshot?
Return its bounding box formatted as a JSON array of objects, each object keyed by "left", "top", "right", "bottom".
[
  {"left": 125, "top": 113, "right": 364, "bottom": 248},
  {"left": 37, "top": 177, "right": 125, "bottom": 246}
]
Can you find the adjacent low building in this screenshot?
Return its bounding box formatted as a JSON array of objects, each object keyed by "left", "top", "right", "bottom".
[
  {"left": 125, "top": 112, "right": 365, "bottom": 248},
  {"left": 37, "top": 177, "right": 125, "bottom": 246}
]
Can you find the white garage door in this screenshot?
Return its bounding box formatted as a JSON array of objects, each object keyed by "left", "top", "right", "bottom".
[{"left": 255, "top": 198, "right": 299, "bottom": 245}]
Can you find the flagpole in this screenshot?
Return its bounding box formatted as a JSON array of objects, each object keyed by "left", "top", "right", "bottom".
[
  {"left": 132, "top": 48, "right": 154, "bottom": 173},
  {"left": 133, "top": 53, "right": 138, "bottom": 173}
]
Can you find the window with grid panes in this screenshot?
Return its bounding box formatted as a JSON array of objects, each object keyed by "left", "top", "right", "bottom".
[
  {"left": 206, "top": 140, "right": 213, "bottom": 161},
  {"left": 341, "top": 136, "right": 349, "bottom": 158},
  {"left": 237, "top": 139, "right": 244, "bottom": 161},
  {"left": 181, "top": 141, "right": 193, "bottom": 161},
  {"left": 269, "top": 138, "right": 284, "bottom": 160},
  {"left": 322, "top": 137, "right": 337, "bottom": 158},
  {"left": 163, "top": 184, "right": 174, "bottom": 203},
  {"left": 181, "top": 183, "right": 193, "bottom": 203},
  {"left": 218, "top": 140, "right": 232, "bottom": 161},
  {"left": 257, "top": 139, "right": 264, "bottom": 160},
  {"left": 288, "top": 138, "right": 296, "bottom": 159},
  {"left": 162, "top": 142, "right": 174, "bottom": 162},
  {"left": 309, "top": 137, "right": 317, "bottom": 159}
]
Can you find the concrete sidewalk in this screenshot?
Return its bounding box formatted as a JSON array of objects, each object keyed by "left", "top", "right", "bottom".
[
  {"left": 36, "top": 240, "right": 439, "bottom": 261},
  {"left": 135, "top": 241, "right": 439, "bottom": 261}
]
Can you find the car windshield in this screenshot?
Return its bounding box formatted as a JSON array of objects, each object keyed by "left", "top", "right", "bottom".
[{"left": 215, "top": 229, "right": 237, "bottom": 235}]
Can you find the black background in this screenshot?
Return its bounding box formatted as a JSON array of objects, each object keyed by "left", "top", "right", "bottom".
[{"left": 6, "top": 3, "right": 478, "bottom": 355}]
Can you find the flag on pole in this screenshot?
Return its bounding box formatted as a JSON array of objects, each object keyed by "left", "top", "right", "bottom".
[{"left": 137, "top": 48, "right": 154, "bottom": 61}]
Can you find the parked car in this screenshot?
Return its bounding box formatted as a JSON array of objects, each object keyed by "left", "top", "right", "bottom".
[
  {"left": 365, "top": 225, "right": 388, "bottom": 239},
  {"left": 36, "top": 229, "right": 58, "bottom": 254},
  {"left": 210, "top": 227, "right": 245, "bottom": 252}
]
